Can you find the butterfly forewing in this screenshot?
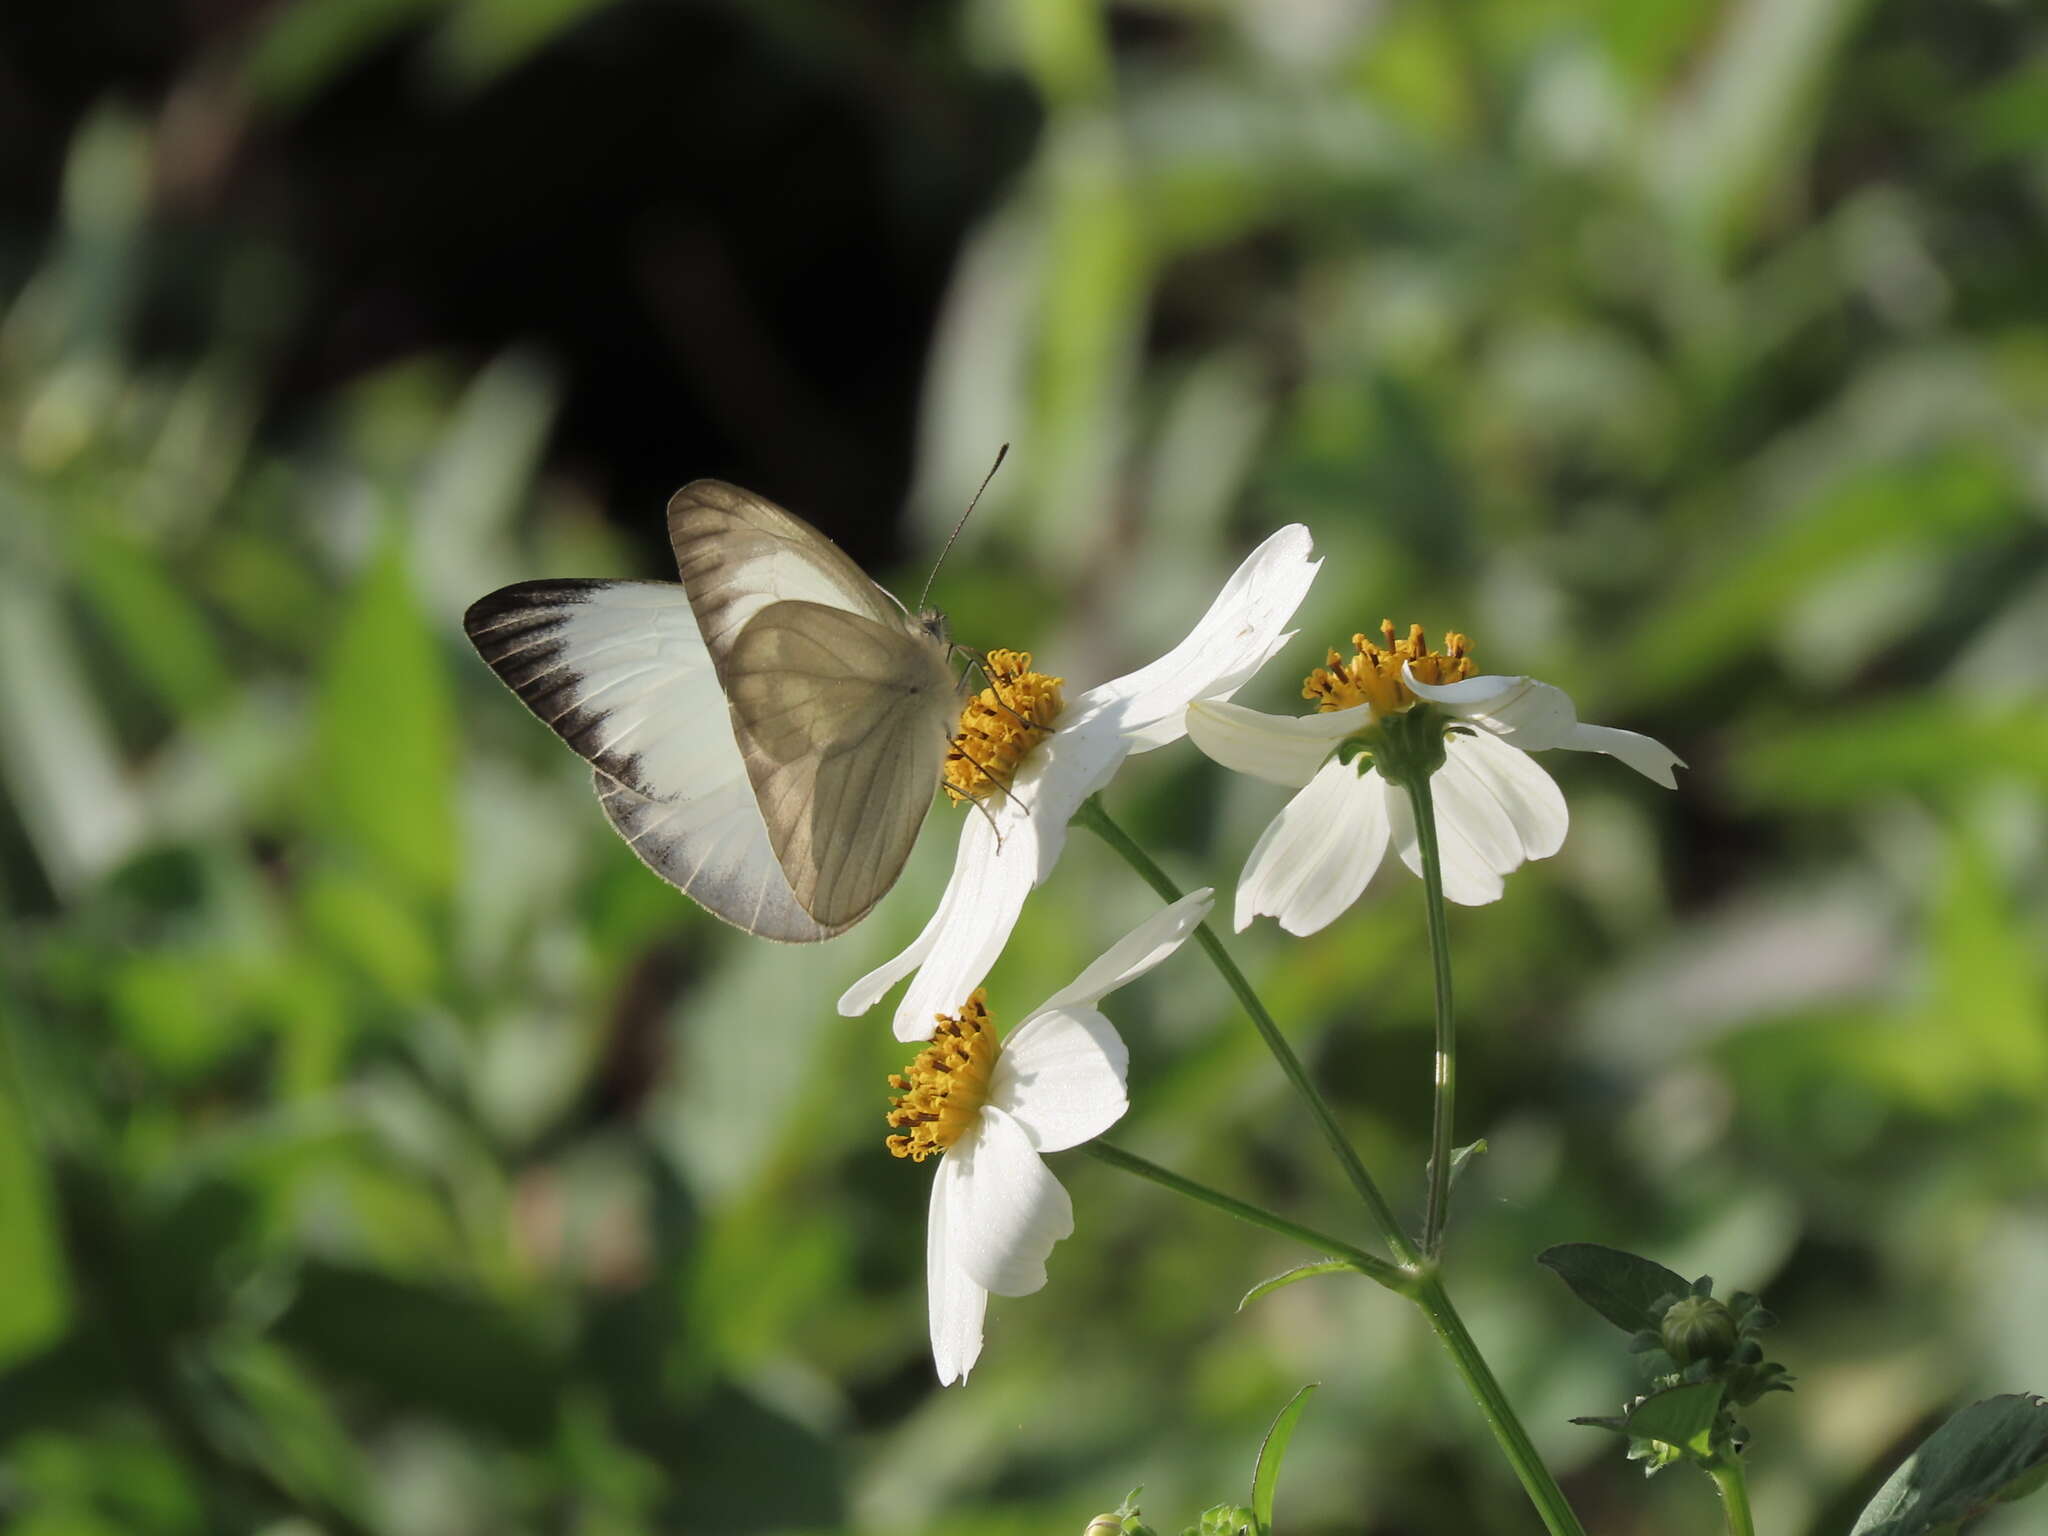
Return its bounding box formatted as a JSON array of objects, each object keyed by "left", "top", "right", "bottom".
[
  {"left": 668, "top": 479, "right": 899, "bottom": 652},
  {"left": 724, "top": 599, "right": 958, "bottom": 928},
  {"left": 462, "top": 579, "right": 850, "bottom": 941},
  {"left": 464, "top": 580, "right": 732, "bottom": 799}
]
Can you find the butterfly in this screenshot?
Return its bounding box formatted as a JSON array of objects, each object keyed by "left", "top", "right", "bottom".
[{"left": 464, "top": 480, "right": 966, "bottom": 941}]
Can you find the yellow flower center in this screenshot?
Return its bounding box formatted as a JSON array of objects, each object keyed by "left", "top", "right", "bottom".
[
  {"left": 944, "top": 649, "right": 1064, "bottom": 804},
  {"left": 1302, "top": 620, "right": 1477, "bottom": 714},
  {"left": 885, "top": 989, "right": 1000, "bottom": 1161}
]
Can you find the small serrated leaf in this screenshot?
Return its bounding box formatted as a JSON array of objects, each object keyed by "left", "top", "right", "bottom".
[
  {"left": 1238, "top": 1261, "right": 1356, "bottom": 1312},
  {"left": 1625, "top": 1381, "right": 1726, "bottom": 1459},
  {"left": 1446, "top": 1139, "right": 1488, "bottom": 1193},
  {"left": 1537, "top": 1243, "right": 1691, "bottom": 1334},
  {"left": 1850, "top": 1394, "right": 2048, "bottom": 1536},
  {"left": 1250, "top": 1383, "right": 1318, "bottom": 1535}
]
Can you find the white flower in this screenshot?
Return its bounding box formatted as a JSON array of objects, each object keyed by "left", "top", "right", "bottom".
[
  {"left": 887, "top": 889, "right": 1214, "bottom": 1385},
  {"left": 841, "top": 526, "right": 1320, "bottom": 1041},
  {"left": 1188, "top": 621, "right": 1682, "bottom": 932}
]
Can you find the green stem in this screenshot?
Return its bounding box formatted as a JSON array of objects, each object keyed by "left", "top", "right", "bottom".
[
  {"left": 1403, "top": 770, "right": 1460, "bottom": 1258},
  {"left": 1707, "top": 1457, "right": 1758, "bottom": 1536},
  {"left": 1073, "top": 795, "right": 1414, "bottom": 1263},
  {"left": 1083, "top": 1141, "right": 1411, "bottom": 1295},
  {"left": 1410, "top": 1269, "right": 1590, "bottom": 1536}
]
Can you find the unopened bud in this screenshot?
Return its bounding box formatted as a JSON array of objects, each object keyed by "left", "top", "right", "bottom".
[
  {"left": 1083, "top": 1490, "right": 1154, "bottom": 1536},
  {"left": 1660, "top": 1294, "right": 1739, "bottom": 1366}
]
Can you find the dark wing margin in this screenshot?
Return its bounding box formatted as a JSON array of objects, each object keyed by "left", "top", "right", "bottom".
[{"left": 463, "top": 579, "right": 662, "bottom": 795}]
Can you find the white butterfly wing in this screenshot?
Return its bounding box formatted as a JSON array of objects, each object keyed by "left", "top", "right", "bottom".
[
  {"left": 592, "top": 770, "right": 846, "bottom": 942},
  {"left": 462, "top": 579, "right": 851, "bottom": 942},
  {"left": 721, "top": 598, "right": 959, "bottom": 929},
  {"left": 667, "top": 479, "right": 901, "bottom": 651}
]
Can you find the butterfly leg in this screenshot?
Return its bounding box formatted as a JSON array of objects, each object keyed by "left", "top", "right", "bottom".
[
  {"left": 946, "top": 739, "right": 1029, "bottom": 819},
  {"left": 962, "top": 648, "right": 1041, "bottom": 735}
]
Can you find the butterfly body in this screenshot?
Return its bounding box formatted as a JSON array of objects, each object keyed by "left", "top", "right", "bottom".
[{"left": 466, "top": 480, "right": 965, "bottom": 940}]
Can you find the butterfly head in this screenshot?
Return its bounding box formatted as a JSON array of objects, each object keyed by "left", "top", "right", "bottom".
[{"left": 915, "top": 606, "right": 952, "bottom": 648}]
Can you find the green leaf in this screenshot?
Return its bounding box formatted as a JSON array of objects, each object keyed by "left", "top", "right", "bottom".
[
  {"left": 1568, "top": 1414, "right": 1632, "bottom": 1437},
  {"left": 1732, "top": 698, "right": 2048, "bottom": 806},
  {"left": 1645, "top": 0, "right": 1881, "bottom": 253},
  {"left": 1238, "top": 1261, "right": 1357, "bottom": 1312},
  {"left": 1446, "top": 1139, "right": 1487, "bottom": 1194},
  {"left": 312, "top": 535, "right": 455, "bottom": 901},
  {"left": 1850, "top": 1395, "right": 2048, "bottom": 1536},
  {"left": 1537, "top": 1243, "right": 1690, "bottom": 1333},
  {"left": 69, "top": 524, "right": 231, "bottom": 718},
  {"left": 1624, "top": 1381, "right": 1726, "bottom": 1459},
  {"left": 0, "top": 1045, "right": 69, "bottom": 1368},
  {"left": 272, "top": 1262, "right": 562, "bottom": 1444},
  {"left": 1628, "top": 448, "right": 2014, "bottom": 700},
  {"left": 1250, "top": 1383, "right": 1318, "bottom": 1535}
]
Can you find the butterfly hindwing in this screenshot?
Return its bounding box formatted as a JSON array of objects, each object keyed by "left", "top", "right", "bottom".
[
  {"left": 722, "top": 598, "right": 958, "bottom": 929},
  {"left": 592, "top": 769, "right": 849, "bottom": 942}
]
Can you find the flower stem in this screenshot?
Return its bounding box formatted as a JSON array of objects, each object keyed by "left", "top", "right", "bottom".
[
  {"left": 1402, "top": 770, "right": 1459, "bottom": 1258},
  {"left": 1409, "top": 1268, "right": 1591, "bottom": 1536},
  {"left": 1706, "top": 1457, "right": 1758, "bottom": 1536},
  {"left": 1073, "top": 795, "right": 1414, "bottom": 1263},
  {"left": 1083, "top": 1141, "right": 1411, "bottom": 1295}
]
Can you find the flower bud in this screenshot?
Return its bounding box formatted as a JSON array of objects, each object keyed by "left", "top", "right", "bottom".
[
  {"left": 1659, "top": 1294, "right": 1739, "bottom": 1366},
  {"left": 1083, "top": 1490, "right": 1153, "bottom": 1536}
]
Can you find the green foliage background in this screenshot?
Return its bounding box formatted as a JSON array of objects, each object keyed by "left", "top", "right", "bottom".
[{"left": 3, "top": 2, "right": 2046, "bottom": 1533}]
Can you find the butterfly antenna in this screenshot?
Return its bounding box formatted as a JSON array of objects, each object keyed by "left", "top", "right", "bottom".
[{"left": 918, "top": 443, "right": 1008, "bottom": 612}]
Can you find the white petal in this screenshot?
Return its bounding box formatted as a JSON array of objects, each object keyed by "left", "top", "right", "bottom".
[
  {"left": 1449, "top": 729, "right": 1568, "bottom": 860},
  {"left": 1078, "top": 525, "right": 1321, "bottom": 752},
  {"left": 1030, "top": 888, "right": 1214, "bottom": 1017},
  {"left": 1562, "top": 723, "right": 1685, "bottom": 789},
  {"left": 1185, "top": 699, "right": 1373, "bottom": 789},
  {"left": 948, "top": 1106, "right": 1074, "bottom": 1296},
  {"left": 1401, "top": 666, "right": 1581, "bottom": 750},
  {"left": 988, "top": 1007, "right": 1129, "bottom": 1153},
  {"left": 927, "top": 1154, "right": 988, "bottom": 1385},
  {"left": 1402, "top": 665, "right": 1683, "bottom": 788},
  {"left": 1235, "top": 759, "right": 1392, "bottom": 935},
  {"left": 1387, "top": 777, "right": 1505, "bottom": 906},
  {"left": 838, "top": 790, "right": 1033, "bottom": 1041},
  {"left": 839, "top": 704, "right": 1153, "bottom": 1040},
  {"left": 837, "top": 874, "right": 950, "bottom": 1018},
  {"left": 1430, "top": 739, "right": 1529, "bottom": 876}
]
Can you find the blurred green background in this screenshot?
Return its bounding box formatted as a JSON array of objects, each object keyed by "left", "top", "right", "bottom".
[{"left": 3, "top": 1, "right": 2046, "bottom": 1533}]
